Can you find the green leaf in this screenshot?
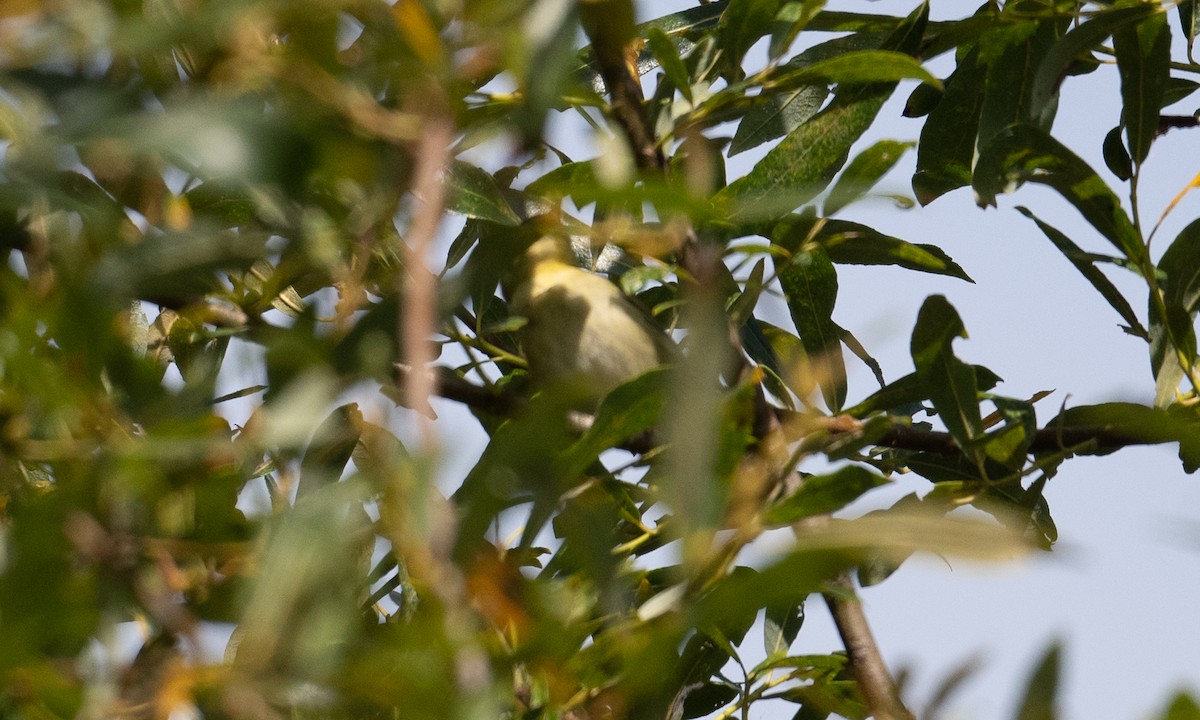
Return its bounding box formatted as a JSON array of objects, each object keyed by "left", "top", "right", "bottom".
[
  {"left": 844, "top": 364, "right": 1002, "bottom": 418},
  {"left": 1029, "top": 4, "right": 1159, "bottom": 124},
  {"left": 763, "top": 466, "right": 889, "bottom": 526},
  {"left": 557, "top": 367, "right": 671, "bottom": 479},
  {"left": 1014, "top": 642, "right": 1060, "bottom": 720},
  {"left": 676, "top": 629, "right": 735, "bottom": 694},
  {"left": 911, "top": 295, "right": 982, "bottom": 453},
  {"left": 1016, "top": 207, "right": 1145, "bottom": 337},
  {"left": 1149, "top": 300, "right": 1196, "bottom": 407},
  {"left": 1051, "top": 402, "right": 1200, "bottom": 473},
  {"left": 718, "top": 0, "right": 779, "bottom": 74},
  {"left": 977, "top": 17, "right": 1064, "bottom": 154},
  {"left": 817, "top": 219, "right": 972, "bottom": 281},
  {"left": 183, "top": 179, "right": 257, "bottom": 225},
  {"left": 1113, "top": 10, "right": 1170, "bottom": 165},
  {"left": 444, "top": 160, "right": 523, "bottom": 226},
  {"left": 1150, "top": 219, "right": 1200, "bottom": 404},
  {"left": 823, "top": 140, "right": 913, "bottom": 216},
  {"left": 763, "top": 600, "right": 805, "bottom": 658},
  {"left": 768, "top": 1, "right": 823, "bottom": 58},
  {"left": 775, "top": 246, "right": 846, "bottom": 411},
  {"left": 764, "top": 50, "right": 941, "bottom": 92},
  {"left": 717, "top": 2, "right": 927, "bottom": 222},
  {"left": 982, "top": 396, "right": 1037, "bottom": 470},
  {"left": 913, "top": 45, "right": 986, "bottom": 204},
  {"left": 296, "top": 403, "right": 363, "bottom": 503},
  {"left": 974, "top": 125, "right": 1141, "bottom": 262},
  {"left": 647, "top": 26, "right": 693, "bottom": 102},
  {"left": 1101, "top": 126, "right": 1133, "bottom": 182},
  {"left": 718, "top": 88, "right": 887, "bottom": 222},
  {"left": 728, "top": 85, "right": 828, "bottom": 156},
  {"left": 1165, "top": 77, "right": 1200, "bottom": 108},
  {"left": 1182, "top": 0, "right": 1200, "bottom": 62},
  {"left": 1161, "top": 692, "right": 1200, "bottom": 720},
  {"left": 681, "top": 683, "right": 738, "bottom": 719},
  {"left": 1159, "top": 219, "right": 1200, "bottom": 313},
  {"left": 727, "top": 31, "right": 885, "bottom": 156}
]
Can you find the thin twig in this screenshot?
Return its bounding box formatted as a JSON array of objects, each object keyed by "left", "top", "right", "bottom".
[{"left": 402, "top": 98, "right": 453, "bottom": 449}]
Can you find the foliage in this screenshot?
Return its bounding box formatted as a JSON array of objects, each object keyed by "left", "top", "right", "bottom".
[{"left": 0, "top": 1, "right": 1198, "bottom": 719}]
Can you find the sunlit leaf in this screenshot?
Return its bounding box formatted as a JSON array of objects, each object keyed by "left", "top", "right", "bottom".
[
  {"left": 823, "top": 140, "right": 912, "bottom": 216},
  {"left": 763, "top": 466, "right": 888, "bottom": 525}
]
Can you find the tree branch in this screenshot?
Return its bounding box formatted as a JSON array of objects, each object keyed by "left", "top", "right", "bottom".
[{"left": 822, "top": 573, "right": 914, "bottom": 720}]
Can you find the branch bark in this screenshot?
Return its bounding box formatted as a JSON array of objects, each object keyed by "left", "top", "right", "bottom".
[{"left": 822, "top": 573, "right": 914, "bottom": 720}]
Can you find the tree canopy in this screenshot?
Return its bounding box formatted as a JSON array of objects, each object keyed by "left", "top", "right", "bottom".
[{"left": 0, "top": 1, "right": 1199, "bottom": 719}]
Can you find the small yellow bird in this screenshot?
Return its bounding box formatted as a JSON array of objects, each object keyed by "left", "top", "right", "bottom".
[{"left": 506, "top": 236, "right": 677, "bottom": 398}]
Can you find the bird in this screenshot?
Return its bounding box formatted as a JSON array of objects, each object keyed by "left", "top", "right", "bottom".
[{"left": 505, "top": 235, "right": 677, "bottom": 399}]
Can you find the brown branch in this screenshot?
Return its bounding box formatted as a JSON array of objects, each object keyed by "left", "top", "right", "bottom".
[
  {"left": 579, "top": 1, "right": 664, "bottom": 172},
  {"left": 401, "top": 97, "right": 452, "bottom": 448},
  {"left": 822, "top": 573, "right": 914, "bottom": 720},
  {"left": 877, "top": 422, "right": 1164, "bottom": 455}
]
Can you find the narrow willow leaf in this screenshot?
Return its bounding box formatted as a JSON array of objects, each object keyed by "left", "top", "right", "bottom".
[
  {"left": 775, "top": 246, "right": 846, "bottom": 411},
  {"left": 1149, "top": 301, "right": 1196, "bottom": 407},
  {"left": 1029, "top": 4, "right": 1158, "bottom": 123},
  {"left": 811, "top": 219, "right": 972, "bottom": 281},
  {"left": 557, "top": 368, "right": 671, "bottom": 480},
  {"left": 823, "top": 139, "right": 913, "bottom": 216},
  {"left": 728, "top": 258, "right": 766, "bottom": 327},
  {"left": 974, "top": 125, "right": 1141, "bottom": 262},
  {"left": 903, "top": 81, "right": 942, "bottom": 119},
  {"left": 768, "top": 0, "right": 823, "bottom": 58},
  {"left": 1182, "top": 0, "right": 1200, "bottom": 61},
  {"left": 911, "top": 295, "right": 982, "bottom": 452},
  {"left": 1114, "top": 10, "right": 1170, "bottom": 166},
  {"left": 1165, "top": 77, "right": 1200, "bottom": 108},
  {"left": 1152, "top": 219, "right": 1200, "bottom": 404},
  {"left": 719, "top": 0, "right": 779, "bottom": 73},
  {"left": 296, "top": 403, "right": 364, "bottom": 503},
  {"left": 1161, "top": 692, "right": 1200, "bottom": 720},
  {"left": 1014, "top": 642, "right": 1060, "bottom": 720},
  {"left": 763, "top": 50, "right": 941, "bottom": 92},
  {"left": 728, "top": 85, "right": 827, "bottom": 156},
  {"left": 728, "top": 31, "right": 884, "bottom": 156},
  {"left": 1016, "top": 207, "right": 1144, "bottom": 337},
  {"left": 1101, "top": 126, "right": 1133, "bottom": 181},
  {"left": 763, "top": 600, "right": 805, "bottom": 658},
  {"left": 763, "top": 466, "right": 888, "bottom": 525},
  {"left": 913, "top": 46, "right": 985, "bottom": 204},
  {"left": 680, "top": 683, "right": 738, "bottom": 719},
  {"left": 647, "top": 26, "right": 693, "bottom": 102},
  {"left": 976, "top": 17, "right": 1064, "bottom": 155},
  {"left": 717, "top": 2, "right": 927, "bottom": 222},
  {"left": 444, "top": 160, "right": 523, "bottom": 226},
  {"left": 981, "top": 396, "right": 1037, "bottom": 469},
  {"left": 844, "top": 364, "right": 1002, "bottom": 418},
  {"left": 1159, "top": 219, "right": 1200, "bottom": 313},
  {"left": 717, "top": 90, "right": 884, "bottom": 222}
]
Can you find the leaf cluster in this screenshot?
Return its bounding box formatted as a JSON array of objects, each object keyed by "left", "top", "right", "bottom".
[{"left": 0, "top": 1, "right": 1198, "bottom": 720}]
